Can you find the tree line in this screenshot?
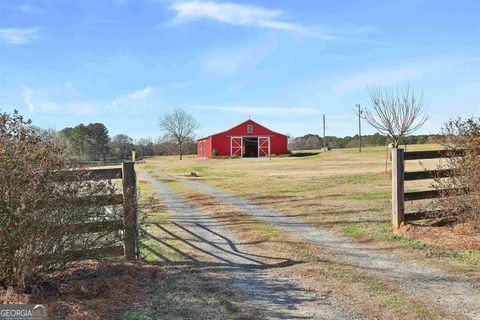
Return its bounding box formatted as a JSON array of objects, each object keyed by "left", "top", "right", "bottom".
[
  {"left": 57, "top": 124, "right": 439, "bottom": 162},
  {"left": 55, "top": 109, "right": 199, "bottom": 161},
  {"left": 56, "top": 123, "right": 196, "bottom": 162},
  {"left": 289, "top": 133, "right": 442, "bottom": 151}
]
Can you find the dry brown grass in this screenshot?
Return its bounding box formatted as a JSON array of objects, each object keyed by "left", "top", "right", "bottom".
[
  {"left": 0, "top": 263, "right": 152, "bottom": 320},
  {"left": 398, "top": 223, "right": 480, "bottom": 249}
]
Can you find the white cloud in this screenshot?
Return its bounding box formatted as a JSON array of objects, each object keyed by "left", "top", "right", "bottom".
[
  {"left": 21, "top": 86, "right": 34, "bottom": 113},
  {"left": 111, "top": 87, "right": 153, "bottom": 107},
  {"left": 195, "top": 106, "right": 321, "bottom": 116},
  {"left": 334, "top": 67, "right": 420, "bottom": 92},
  {"left": 0, "top": 27, "right": 40, "bottom": 45},
  {"left": 19, "top": 86, "right": 98, "bottom": 116},
  {"left": 19, "top": 84, "right": 162, "bottom": 118},
  {"left": 170, "top": 1, "right": 327, "bottom": 36}
]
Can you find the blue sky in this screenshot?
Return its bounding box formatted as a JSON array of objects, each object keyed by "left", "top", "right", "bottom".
[{"left": 0, "top": 0, "right": 479, "bottom": 139}]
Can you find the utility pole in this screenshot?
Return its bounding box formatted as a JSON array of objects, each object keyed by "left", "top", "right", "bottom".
[
  {"left": 323, "top": 114, "right": 327, "bottom": 152},
  {"left": 354, "top": 104, "right": 363, "bottom": 152}
]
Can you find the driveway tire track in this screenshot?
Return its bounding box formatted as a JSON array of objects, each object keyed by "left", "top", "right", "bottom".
[{"left": 157, "top": 170, "right": 480, "bottom": 320}]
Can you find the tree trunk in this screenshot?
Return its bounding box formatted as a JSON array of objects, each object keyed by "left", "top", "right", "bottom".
[{"left": 385, "top": 145, "right": 389, "bottom": 172}]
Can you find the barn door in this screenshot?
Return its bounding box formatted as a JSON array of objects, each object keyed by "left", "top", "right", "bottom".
[
  {"left": 200, "top": 141, "right": 205, "bottom": 157},
  {"left": 258, "top": 137, "right": 270, "bottom": 158},
  {"left": 230, "top": 137, "right": 243, "bottom": 157}
]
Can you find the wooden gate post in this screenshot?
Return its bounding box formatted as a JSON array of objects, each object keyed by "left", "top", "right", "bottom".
[
  {"left": 392, "top": 148, "right": 405, "bottom": 229},
  {"left": 122, "top": 162, "right": 137, "bottom": 261}
]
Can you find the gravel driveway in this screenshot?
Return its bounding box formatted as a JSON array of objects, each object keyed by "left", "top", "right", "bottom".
[
  {"left": 140, "top": 171, "right": 357, "bottom": 320},
  {"left": 154, "top": 170, "right": 480, "bottom": 320}
]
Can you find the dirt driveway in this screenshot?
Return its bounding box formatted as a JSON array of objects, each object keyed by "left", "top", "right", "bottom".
[{"left": 140, "top": 170, "right": 357, "bottom": 320}]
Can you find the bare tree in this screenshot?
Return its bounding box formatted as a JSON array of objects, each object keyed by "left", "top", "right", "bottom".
[
  {"left": 364, "top": 84, "right": 429, "bottom": 148},
  {"left": 159, "top": 109, "right": 198, "bottom": 160}
]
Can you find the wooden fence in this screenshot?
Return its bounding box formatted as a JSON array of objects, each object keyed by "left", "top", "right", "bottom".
[
  {"left": 52, "top": 162, "right": 138, "bottom": 261},
  {"left": 391, "top": 148, "right": 465, "bottom": 228}
]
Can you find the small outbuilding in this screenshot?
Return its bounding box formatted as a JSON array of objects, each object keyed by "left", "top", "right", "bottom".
[{"left": 197, "top": 119, "right": 288, "bottom": 158}]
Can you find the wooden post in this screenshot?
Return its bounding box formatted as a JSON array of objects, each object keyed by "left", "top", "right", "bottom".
[
  {"left": 122, "top": 162, "right": 137, "bottom": 261},
  {"left": 355, "top": 104, "right": 362, "bottom": 153},
  {"left": 391, "top": 148, "right": 405, "bottom": 229},
  {"left": 323, "top": 114, "right": 327, "bottom": 151}
]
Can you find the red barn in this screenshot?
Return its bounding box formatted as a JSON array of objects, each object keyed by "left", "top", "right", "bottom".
[{"left": 197, "top": 119, "right": 288, "bottom": 158}]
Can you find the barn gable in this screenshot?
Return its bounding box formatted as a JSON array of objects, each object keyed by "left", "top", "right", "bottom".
[{"left": 211, "top": 119, "right": 288, "bottom": 138}]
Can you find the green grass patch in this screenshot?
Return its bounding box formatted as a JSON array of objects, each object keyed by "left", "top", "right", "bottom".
[
  {"left": 144, "top": 216, "right": 170, "bottom": 224},
  {"left": 381, "top": 233, "right": 427, "bottom": 249},
  {"left": 140, "top": 236, "right": 192, "bottom": 263},
  {"left": 250, "top": 225, "right": 284, "bottom": 239},
  {"left": 342, "top": 226, "right": 366, "bottom": 237},
  {"left": 140, "top": 239, "right": 170, "bottom": 263},
  {"left": 137, "top": 181, "right": 154, "bottom": 194}
]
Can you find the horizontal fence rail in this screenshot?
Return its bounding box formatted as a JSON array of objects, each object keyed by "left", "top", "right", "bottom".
[
  {"left": 403, "top": 149, "right": 465, "bottom": 160},
  {"left": 45, "top": 162, "right": 138, "bottom": 262},
  {"left": 391, "top": 148, "right": 465, "bottom": 228},
  {"left": 404, "top": 169, "right": 455, "bottom": 181},
  {"left": 52, "top": 166, "right": 123, "bottom": 181}
]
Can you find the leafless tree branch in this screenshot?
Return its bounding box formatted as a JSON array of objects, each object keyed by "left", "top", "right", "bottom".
[
  {"left": 364, "top": 84, "right": 429, "bottom": 147},
  {"left": 159, "top": 109, "right": 199, "bottom": 160}
]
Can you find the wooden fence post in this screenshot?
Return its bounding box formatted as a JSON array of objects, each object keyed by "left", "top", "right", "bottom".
[
  {"left": 392, "top": 148, "right": 405, "bottom": 229},
  {"left": 122, "top": 162, "right": 137, "bottom": 261}
]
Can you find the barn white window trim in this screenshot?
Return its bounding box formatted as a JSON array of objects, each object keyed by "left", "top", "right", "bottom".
[{"left": 247, "top": 124, "right": 253, "bottom": 134}]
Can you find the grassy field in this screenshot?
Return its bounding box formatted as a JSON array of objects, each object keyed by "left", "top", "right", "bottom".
[{"left": 138, "top": 144, "right": 480, "bottom": 276}]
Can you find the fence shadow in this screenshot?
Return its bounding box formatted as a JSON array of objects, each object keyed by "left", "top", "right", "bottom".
[{"left": 140, "top": 222, "right": 306, "bottom": 271}]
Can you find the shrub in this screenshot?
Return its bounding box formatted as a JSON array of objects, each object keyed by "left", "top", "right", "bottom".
[
  {"left": 433, "top": 117, "right": 480, "bottom": 227},
  {"left": 212, "top": 149, "right": 218, "bottom": 157},
  {"left": 0, "top": 110, "right": 121, "bottom": 289}
]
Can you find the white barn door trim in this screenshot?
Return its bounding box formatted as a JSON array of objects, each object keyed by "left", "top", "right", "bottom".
[
  {"left": 258, "top": 137, "right": 270, "bottom": 158},
  {"left": 230, "top": 137, "right": 243, "bottom": 157}
]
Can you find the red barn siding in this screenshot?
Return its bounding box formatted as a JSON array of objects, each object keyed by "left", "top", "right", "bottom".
[
  {"left": 197, "top": 120, "right": 288, "bottom": 158},
  {"left": 197, "top": 137, "right": 211, "bottom": 158}
]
